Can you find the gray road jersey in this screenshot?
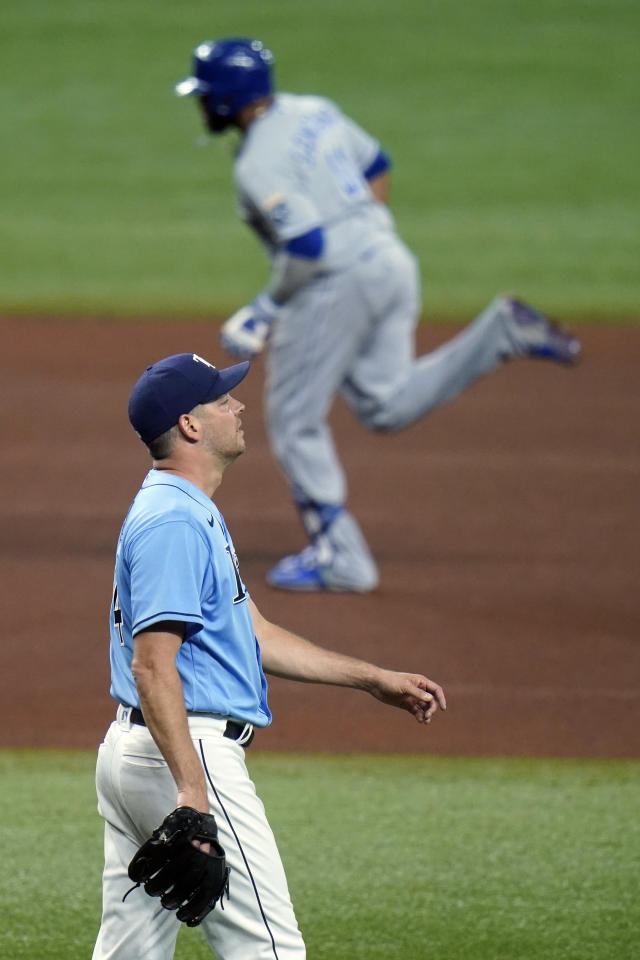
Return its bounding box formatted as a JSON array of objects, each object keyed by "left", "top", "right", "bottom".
[{"left": 233, "top": 93, "right": 398, "bottom": 270}]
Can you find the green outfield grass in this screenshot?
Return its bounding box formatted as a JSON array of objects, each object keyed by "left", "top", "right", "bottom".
[
  {"left": 1, "top": 751, "right": 638, "bottom": 959},
  {"left": 1, "top": 0, "right": 638, "bottom": 320}
]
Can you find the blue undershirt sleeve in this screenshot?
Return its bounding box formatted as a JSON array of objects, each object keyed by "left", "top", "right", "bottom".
[
  {"left": 284, "top": 226, "right": 325, "bottom": 259},
  {"left": 363, "top": 148, "right": 391, "bottom": 180}
]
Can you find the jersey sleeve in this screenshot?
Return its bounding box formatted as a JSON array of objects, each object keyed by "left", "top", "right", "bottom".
[
  {"left": 127, "top": 520, "right": 210, "bottom": 636},
  {"left": 235, "top": 165, "right": 322, "bottom": 245}
]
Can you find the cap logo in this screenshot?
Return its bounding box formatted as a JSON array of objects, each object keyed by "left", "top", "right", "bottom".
[
  {"left": 192, "top": 353, "right": 216, "bottom": 370},
  {"left": 227, "top": 52, "right": 256, "bottom": 69}
]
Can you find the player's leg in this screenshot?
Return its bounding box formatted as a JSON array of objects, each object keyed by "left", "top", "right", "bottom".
[
  {"left": 344, "top": 294, "right": 512, "bottom": 431},
  {"left": 266, "top": 272, "right": 364, "bottom": 504},
  {"left": 94, "top": 713, "right": 306, "bottom": 959},
  {"left": 266, "top": 491, "right": 378, "bottom": 591},
  {"left": 92, "top": 722, "right": 181, "bottom": 960},
  {"left": 264, "top": 273, "right": 378, "bottom": 591},
  {"left": 92, "top": 820, "right": 181, "bottom": 960},
  {"left": 342, "top": 241, "right": 580, "bottom": 432},
  {"left": 193, "top": 722, "right": 306, "bottom": 960}
]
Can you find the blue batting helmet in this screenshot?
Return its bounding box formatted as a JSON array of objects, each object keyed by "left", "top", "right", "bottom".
[{"left": 175, "top": 38, "right": 274, "bottom": 130}]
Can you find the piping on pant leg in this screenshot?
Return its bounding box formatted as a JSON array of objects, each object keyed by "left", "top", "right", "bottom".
[{"left": 197, "top": 738, "right": 306, "bottom": 960}]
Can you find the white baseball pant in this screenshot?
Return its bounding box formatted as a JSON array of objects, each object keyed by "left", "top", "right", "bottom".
[{"left": 92, "top": 708, "right": 305, "bottom": 960}]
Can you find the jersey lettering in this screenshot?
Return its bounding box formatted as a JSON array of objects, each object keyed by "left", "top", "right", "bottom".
[
  {"left": 225, "top": 544, "right": 247, "bottom": 604},
  {"left": 291, "top": 109, "right": 335, "bottom": 166},
  {"left": 112, "top": 580, "right": 124, "bottom": 646}
]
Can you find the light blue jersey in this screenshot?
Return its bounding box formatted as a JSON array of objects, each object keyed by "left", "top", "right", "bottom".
[{"left": 109, "top": 470, "right": 271, "bottom": 727}]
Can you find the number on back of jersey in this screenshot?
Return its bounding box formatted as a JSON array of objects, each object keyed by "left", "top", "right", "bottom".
[{"left": 325, "top": 146, "right": 367, "bottom": 199}]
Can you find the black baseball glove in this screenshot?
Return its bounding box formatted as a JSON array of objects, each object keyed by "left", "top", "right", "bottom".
[{"left": 126, "top": 806, "right": 230, "bottom": 927}]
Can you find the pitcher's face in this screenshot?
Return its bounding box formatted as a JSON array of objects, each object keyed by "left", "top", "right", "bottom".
[{"left": 200, "top": 392, "right": 246, "bottom": 463}]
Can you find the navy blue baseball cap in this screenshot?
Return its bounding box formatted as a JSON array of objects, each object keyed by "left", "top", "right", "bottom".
[{"left": 128, "top": 352, "right": 250, "bottom": 444}]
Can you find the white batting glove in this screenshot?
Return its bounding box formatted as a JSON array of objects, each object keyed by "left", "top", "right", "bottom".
[{"left": 219, "top": 294, "right": 278, "bottom": 359}]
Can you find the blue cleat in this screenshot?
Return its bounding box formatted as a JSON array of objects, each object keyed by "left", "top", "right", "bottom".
[
  {"left": 267, "top": 544, "right": 377, "bottom": 592},
  {"left": 505, "top": 297, "right": 581, "bottom": 365},
  {"left": 267, "top": 546, "right": 327, "bottom": 591}
]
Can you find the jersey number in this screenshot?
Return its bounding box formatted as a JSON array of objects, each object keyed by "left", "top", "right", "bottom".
[{"left": 326, "top": 146, "right": 366, "bottom": 199}]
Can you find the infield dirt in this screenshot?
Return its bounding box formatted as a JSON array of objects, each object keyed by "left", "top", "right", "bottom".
[{"left": 2, "top": 317, "right": 638, "bottom": 757}]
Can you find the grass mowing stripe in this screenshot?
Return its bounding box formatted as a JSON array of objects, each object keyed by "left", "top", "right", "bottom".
[
  {"left": 0, "top": 751, "right": 638, "bottom": 959},
  {"left": 1, "top": 0, "right": 638, "bottom": 318}
]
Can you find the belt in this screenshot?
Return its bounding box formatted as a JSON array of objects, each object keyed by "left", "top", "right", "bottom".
[{"left": 127, "top": 706, "right": 254, "bottom": 748}]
